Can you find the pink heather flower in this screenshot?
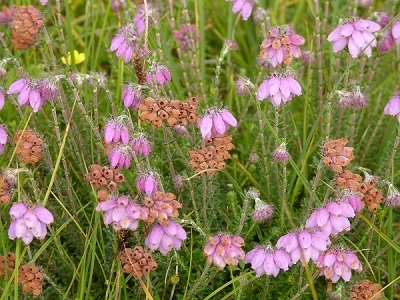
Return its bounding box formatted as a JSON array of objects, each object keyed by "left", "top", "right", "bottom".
[
  {"left": 316, "top": 248, "right": 362, "bottom": 283},
  {"left": 374, "top": 12, "right": 391, "bottom": 28},
  {"left": 108, "top": 145, "right": 133, "bottom": 168},
  {"left": 204, "top": 234, "right": 245, "bottom": 269},
  {"left": 134, "top": 4, "right": 158, "bottom": 35},
  {"left": 7, "top": 78, "right": 46, "bottom": 112},
  {"left": 272, "top": 143, "right": 291, "bottom": 163},
  {"left": 104, "top": 119, "right": 130, "bottom": 144},
  {"left": 357, "top": 0, "right": 372, "bottom": 7},
  {"left": 136, "top": 173, "right": 158, "bottom": 196},
  {"left": 0, "top": 125, "right": 7, "bottom": 153},
  {"left": 110, "top": 24, "right": 140, "bottom": 63},
  {"left": 40, "top": 0, "right": 49, "bottom": 5},
  {"left": 257, "top": 72, "right": 302, "bottom": 107},
  {"left": 38, "top": 79, "right": 60, "bottom": 102},
  {"left": 96, "top": 196, "right": 147, "bottom": 231},
  {"left": 199, "top": 108, "right": 237, "bottom": 139},
  {"left": 122, "top": 84, "right": 142, "bottom": 109},
  {"left": 227, "top": 0, "right": 255, "bottom": 21},
  {"left": 173, "top": 125, "right": 189, "bottom": 137},
  {"left": 327, "top": 19, "right": 380, "bottom": 58},
  {"left": 392, "top": 21, "right": 400, "bottom": 45},
  {"left": 130, "top": 133, "right": 151, "bottom": 157},
  {"left": 276, "top": 230, "right": 331, "bottom": 265},
  {"left": 337, "top": 87, "right": 368, "bottom": 109},
  {"left": 145, "top": 221, "right": 187, "bottom": 255},
  {"left": 146, "top": 65, "right": 171, "bottom": 86},
  {"left": 235, "top": 76, "right": 255, "bottom": 95},
  {"left": 8, "top": 202, "right": 54, "bottom": 244},
  {"left": 338, "top": 193, "right": 363, "bottom": 213},
  {"left": 259, "top": 25, "right": 305, "bottom": 67},
  {"left": 246, "top": 188, "right": 274, "bottom": 223},
  {"left": 384, "top": 95, "right": 400, "bottom": 122},
  {"left": 0, "top": 89, "right": 5, "bottom": 110},
  {"left": 305, "top": 201, "right": 355, "bottom": 236},
  {"left": 384, "top": 181, "right": 400, "bottom": 208},
  {"left": 244, "top": 245, "right": 292, "bottom": 277},
  {"left": 378, "top": 31, "right": 395, "bottom": 53},
  {"left": 111, "top": 0, "right": 125, "bottom": 13},
  {"left": 173, "top": 24, "right": 200, "bottom": 52}
]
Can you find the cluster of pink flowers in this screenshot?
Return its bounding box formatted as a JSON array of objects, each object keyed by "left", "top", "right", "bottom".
[
  {"left": 316, "top": 248, "right": 362, "bottom": 283},
  {"left": 384, "top": 95, "right": 400, "bottom": 122},
  {"left": 122, "top": 84, "right": 143, "bottom": 110},
  {"left": 204, "top": 234, "right": 245, "bottom": 269},
  {"left": 145, "top": 221, "right": 187, "bottom": 255},
  {"left": 0, "top": 125, "right": 7, "bottom": 154},
  {"left": 271, "top": 143, "right": 291, "bottom": 163},
  {"left": 130, "top": 133, "right": 151, "bottom": 157},
  {"left": 257, "top": 72, "right": 302, "bottom": 107},
  {"left": 338, "top": 193, "right": 363, "bottom": 213},
  {"left": 0, "top": 89, "right": 5, "bottom": 109},
  {"left": 259, "top": 26, "right": 305, "bottom": 67},
  {"left": 8, "top": 202, "right": 54, "bottom": 244},
  {"left": 199, "top": 108, "right": 237, "bottom": 138},
  {"left": 136, "top": 173, "right": 158, "bottom": 196},
  {"left": 247, "top": 189, "right": 274, "bottom": 223},
  {"left": 337, "top": 87, "right": 368, "bottom": 109},
  {"left": 104, "top": 119, "right": 130, "bottom": 144},
  {"left": 173, "top": 24, "right": 200, "bottom": 51},
  {"left": 108, "top": 145, "right": 133, "bottom": 168},
  {"left": 305, "top": 201, "right": 357, "bottom": 236},
  {"left": 227, "top": 0, "right": 254, "bottom": 21},
  {"left": 7, "top": 77, "right": 60, "bottom": 112},
  {"left": 134, "top": 4, "right": 158, "bottom": 35},
  {"left": 146, "top": 65, "right": 172, "bottom": 86},
  {"left": 96, "top": 196, "right": 147, "bottom": 231},
  {"left": 327, "top": 19, "right": 380, "bottom": 58},
  {"left": 110, "top": 24, "right": 140, "bottom": 63},
  {"left": 244, "top": 246, "right": 292, "bottom": 277}
]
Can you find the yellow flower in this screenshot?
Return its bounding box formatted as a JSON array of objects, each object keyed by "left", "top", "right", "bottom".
[{"left": 61, "top": 50, "right": 85, "bottom": 65}]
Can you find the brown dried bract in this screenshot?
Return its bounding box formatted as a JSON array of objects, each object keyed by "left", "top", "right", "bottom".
[
  {"left": 120, "top": 246, "right": 157, "bottom": 279},
  {"left": 0, "top": 253, "right": 16, "bottom": 278},
  {"left": 322, "top": 138, "right": 354, "bottom": 172},
  {"left": 357, "top": 178, "right": 383, "bottom": 213},
  {"left": 18, "top": 263, "right": 43, "bottom": 297},
  {"left": 13, "top": 129, "right": 44, "bottom": 164},
  {"left": 143, "top": 192, "right": 182, "bottom": 226},
  {"left": 84, "top": 165, "right": 125, "bottom": 201},
  {"left": 350, "top": 280, "right": 383, "bottom": 300},
  {"left": 0, "top": 5, "right": 16, "bottom": 27},
  {"left": 335, "top": 170, "right": 362, "bottom": 192},
  {"left": 188, "top": 133, "right": 234, "bottom": 176},
  {"left": 139, "top": 97, "right": 199, "bottom": 128},
  {"left": 0, "top": 175, "right": 12, "bottom": 205},
  {"left": 11, "top": 6, "right": 44, "bottom": 50}
]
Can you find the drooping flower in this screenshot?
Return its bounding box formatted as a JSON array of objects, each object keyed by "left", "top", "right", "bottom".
[
  {"left": 257, "top": 71, "right": 302, "bottom": 107},
  {"left": 133, "top": 4, "right": 159, "bottom": 35},
  {"left": 316, "top": 248, "right": 362, "bottom": 283},
  {"left": 38, "top": 79, "right": 60, "bottom": 102},
  {"left": 110, "top": 24, "right": 140, "bottom": 63},
  {"left": 327, "top": 19, "right": 380, "bottom": 58},
  {"left": 235, "top": 76, "right": 255, "bottom": 95},
  {"left": 145, "top": 221, "right": 187, "bottom": 255},
  {"left": 337, "top": 87, "right": 368, "bottom": 109},
  {"left": 259, "top": 25, "right": 305, "bottom": 67},
  {"left": 0, "top": 89, "right": 5, "bottom": 109},
  {"left": 199, "top": 108, "right": 237, "bottom": 139},
  {"left": 276, "top": 229, "right": 331, "bottom": 265},
  {"left": 40, "top": 0, "right": 49, "bottom": 5},
  {"left": 7, "top": 78, "right": 45, "bottom": 112},
  {"left": 204, "top": 234, "right": 245, "bottom": 269},
  {"left": 107, "top": 144, "right": 133, "bottom": 168},
  {"left": 244, "top": 245, "right": 292, "bottom": 277},
  {"left": 272, "top": 143, "right": 291, "bottom": 163},
  {"left": 8, "top": 202, "right": 54, "bottom": 244},
  {"left": 173, "top": 24, "right": 200, "bottom": 51},
  {"left": 96, "top": 196, "right": 147, "bottom": 230},
  {"left": 122, "top": 84, "right": 143, "bottom": 109},
  {"left": 130, "top": 133, "right": 151, "bottom": 157},
  {"left": 146, "top": 65, "right": 171, "bottom": 86},
  {"left": 227, "top": 0, "right": 255, "bottom": 21},
  {"left": 247, "top": 188, "right": 274, "bottom": 223},
  {"left": 104, "top": 118, "right": 130, "bottom": 144},
  {"left": 338, "top": 192, "right": 363, "bottom": 213},
  {"left": 392, "top": 20, "right": 400, "bottom": 45},
  {"left": 0, "top": 125, "right": 7, "bottom": 155},
  {"left": 384, "top": 181, "right": 400, "bottom": 208},
  {"left": 384, "top": 95, "right": 400, "bottom": 122},
  {"left": 136, "top": 173, "right": 158, "bottom": 196}
]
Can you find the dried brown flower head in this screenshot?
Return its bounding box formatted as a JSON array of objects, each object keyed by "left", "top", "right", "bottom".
[
  {"left": 11, "top": 6, "right": 44, "bottom": 50},
  {"left": 0, "top": 253, "right": 16, "bottom": 277},
  {"left": 13, "top": 129, "right": 44, "bottom": 164},
  {"left": 358, "top": 176, "right": 383, "bottom": 212},
  {"left": 18, "top": 263, "right": 43, "bottom": 297},
  {"left": 120, "top": 246, "right": 157, "bottom": 279},
  {"left": 350, "top": 280, "right": 383, "bottom": 300},
  {"left": 143, "top": 192, "right": 182, "bottom": 226},
  {"left": 322, "top": 139, "right": 354, "bottom": 172},
  {"left": 335, "top": 170, "right": 362, "bottom": 192}
]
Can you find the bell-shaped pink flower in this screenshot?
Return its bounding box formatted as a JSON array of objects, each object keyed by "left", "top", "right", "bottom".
[
  {"left": 122, "top": 84, "right": 143, "bottom": 109},
  {"left": 108, "top": 145, "right": 133, "bottom": 168},
  {"left": 136, "top": 173, "right": 158, "bottom": 196},
  {"left": 384, "top": 95, "right": 400, "bottom": 122},
  {"left": 199, "top": 108, "right": 237, "bottom": 138},
  {"left": 145, "top": 221, "right": 187, "bottom": 255},
  {"left": 130, "top": 133, "right": 151, "bottom": 157},
  {"left": 0, "top": 90, "right": 5, "bottom": 110},
  {"left": 110, "top": 24, "right": 140, "bottom": 63},
  {"left": 392, "top": 21, "right": 400, "bottom": 44},
  {"left": 204, "top": 234, "right": 245, "bottom": 269},
  {"left": 104, "top": 119, "right": 130, "bottom": 144},
  {"left": 146, "top": 65, "right": 171, "bottom": 86},
  {"left": 133, "top": 4, "right": 158, "bottom": 35},
  {"left": 228, "top": 0, "right": 255, "bottom": 20},
  {"left": 8, "top": 78, "right": 46, "bottom": 112},
  {"left": 0, "top": 125, "right": 8, "bottom": 152}
]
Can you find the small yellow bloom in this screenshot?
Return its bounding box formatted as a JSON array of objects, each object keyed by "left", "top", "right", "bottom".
[{"left": 61, "top": 50, "right": 85, "bottom": 65}]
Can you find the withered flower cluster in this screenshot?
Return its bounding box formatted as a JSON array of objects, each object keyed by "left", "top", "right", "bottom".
[
  {"left": 322, "top": 139, "right": 354, "bottom": 172},
  {"left": 120, "top": 246, "right": 158, "bottom": 279},
  {"left": 143, "top": 192, "right": 182, "bottom": 226},
  {"left": 350, "top": 280, "right": 383, "bottom": 300},
  {"left": 84, "top": 165, "right": 125, "bottom": 201},
  {"left": 13, "top": 129, "right": 44, "bottom": 164},
  {"left": 335, "top": 170, "right": 362, "bottom": 192},
  {"left": 139, "top": 97, "right": 199, "bottom": 128},
  {"left": 0, "top": 175, "right": 13, "bottom": 204},
  {"left": 357, "top": 177, "right": 384, "bottom": 212},
  {"left": 188, "top": 134, "right": 234, "bottom": 176}
]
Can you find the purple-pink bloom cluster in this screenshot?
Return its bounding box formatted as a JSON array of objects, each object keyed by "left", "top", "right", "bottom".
[
  {"left": 0, "top": 125, "right": 7, "bottom": 154},
  {"left": 108, "top": 144, "right": 133, "bottom": 168},
  {"left": 136, "top": 173, "right": 158, "bottom": 196},
  {"left": 316, "top": 248, "right": 362, "bottom": 283},
  {"left": 245, "top": 246, "right": 292, "bottom": 277},
  {"left": 384, "top": 95, "right": 400, "bottom": 122},
  {"left": 199, "top": 108, "right": 237, "bottom": 139},
  {"left": 227, "top": 0, "right": 254, "bottom": 21},
  {"left": 110, "top": 24, "right": 140, "bottom": 63},
  {"left": 146, "top": 65, "right": 171, "bottom": 86},
  {"left": 134, "top": 4, "right": 158, "bottom": 35},
  {"left": 122, "top": 84, "right": 143, "bottom": 109},
  {"left": 204, "top": 234, "right": 245, "bottom": 269},
  {"left": 337, "top": 87, "right": 368, "bottom": 109},
  {"left": 8, "top": 202, "right": 54, "bottom": 244},
  {"left": 173, "top": 24, "right": 200, "bottom": 51},
  {"left": 327, "top": 19, "right": 380, "bottom": 58},
  {"left": 104, "top": 119, "right": 130, "bottom": 144},
  {"left": 96, "top": 196, "right": 147, "bottom": 231},
  {"left": 257, "top": 72, "right": 302, "bottom": 107},
  {"left": 145, "top": 221, "right": 187, "bottom": 255},
  {"left": 0, "top": 89, "right": 5, "bottom": 110},
  {"left": 130, "top": 133, "right": 151, "bottom": 157}
]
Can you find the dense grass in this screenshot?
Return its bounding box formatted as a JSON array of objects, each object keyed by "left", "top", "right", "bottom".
[{"left": 0, "top": 0, "right": 399, "bottom": 299}]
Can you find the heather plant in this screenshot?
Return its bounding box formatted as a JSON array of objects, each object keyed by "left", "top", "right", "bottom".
[{"left": 0, "top": 0, "right": 399, "bottom": 299}]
